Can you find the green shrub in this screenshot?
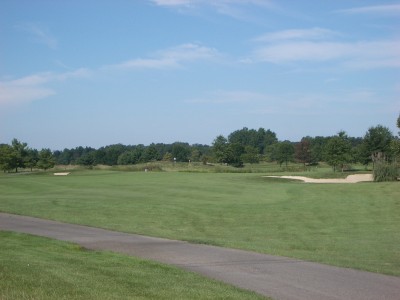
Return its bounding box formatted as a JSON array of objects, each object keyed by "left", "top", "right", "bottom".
[{"left": 373, "top": 161, "right": 399, "bottom": 182}]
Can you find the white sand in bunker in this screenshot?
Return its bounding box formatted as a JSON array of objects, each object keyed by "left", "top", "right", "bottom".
[
  {"left": 264, "top": 174, "right": 373, "bottom": 183},
  {"left": 53, "top": 172, "right": 70, "bottom": 176}
]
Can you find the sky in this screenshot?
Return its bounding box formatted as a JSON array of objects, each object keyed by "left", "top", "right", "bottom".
[{"left": 1, "top": 0, "right": 399, "bottom": 150}]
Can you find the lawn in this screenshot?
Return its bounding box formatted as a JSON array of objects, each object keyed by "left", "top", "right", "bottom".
[
  {"left": 0, "top": 231, "right": 264, "bottom": 299},
  {"left": 0, "top": 170, "right": 399, "bottom": 276}
]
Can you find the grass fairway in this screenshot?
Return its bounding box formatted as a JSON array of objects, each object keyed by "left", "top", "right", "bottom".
[
  {"left": 0, "top": 232, "right": 264, "bottom": 299},
  {"left": 0, "top": 170, "right": 399, "bottom": 276}
]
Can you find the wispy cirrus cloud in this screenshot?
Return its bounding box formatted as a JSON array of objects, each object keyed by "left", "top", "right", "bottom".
[
  {"left": 186, "top": 90, "right": 272, "bottom": 104},
  {"left": 105, "top": 43, "right": 220, "bottom": 70},
  {"left": 152, "top": 0, "right": 271, "bottom": 8},
  {"left": 186, "top": 88, "right": 389, "bottom": 118},
  {"left": 0, "top": 82, "right": 55, "bottom": 107},
  {"left": 16, "top": 23, "right": 58, "bottom": 49},
  {"left": 1, "top": 41, "right": 220, "bottom": 108},
  {"left": 0, "top": 69, "right": 90, "bottom": 107},
  {"left": 150, "top": 0, "right": 277, "bottom": 20},
  {"left": 151, "top": 0, "right": 192, "bottom": 6},
  {"left": 247, "top": 89, "right": 389, "bottom": 117},
  {"left": 210, "top": 0, "right": 277, "bottom": 19},
  {"left": 1, "top": 43, "right": 219, "bottom": 107},
  {"left": 254, "top": 40, "right": 400, "bottom": 63},
  {"left": 250, "top": 28, "right": 400, "bottom": 69},
  {"left": 253, "top": 27, "right": 339, "bottom": 42},
  {"left": 336, "top": 4, "right": 400, "bottom": 16}
]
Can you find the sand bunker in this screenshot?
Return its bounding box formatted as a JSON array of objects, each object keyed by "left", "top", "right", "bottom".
[
  {"left": 265, "top": 174, "right": 373, "bottom": 183},
  {"left": 54, "top": 172, "right": 70, "bottom": 176}
]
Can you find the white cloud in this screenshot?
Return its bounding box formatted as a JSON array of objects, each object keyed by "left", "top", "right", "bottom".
[
  {"left": 187, "top": 90, "right": 337, "bottom": 118},
  {"left": 55, "top": 68, "right": 92, "bottom": 81},
  {"left": 161, "top": 43, "right": 219, "bottom": 60},
  {"left": 16, "top": 23, "right": 58, "bottom": 49},
  {"left": 247, "top": 88, "right": 389, "bottom": 117},
  {"left": 1, "top": 42, "right": 218, "bottom": 108},
  {"left": 0, "top": 69, "right": 90, "bottom": 107},
  {"left": 0, "top": 84, "right": 55, "bottom": 107},
  {"left": 253, "top": 27, "right": 339, "bottom": 42},
  {"left": 150, "top": 0, "right": 277, "bottom": 20},
  {"left": 324, "top": 78, "right": 340, "bottom": 84},
  {"left": 112, "top": 58, "right": 178, "bottom": 70},
  {"left": 254, "top": 41, "right": 354, "bottom": 63},
  {"left": 187, "top": 90, "right": 271, "bottom": 104},
  {"left": 0, "top": 75, "right": 55, "bottom": 107},
  {"left": 187, "top": 88, "right": 396, "bottom": 121},
  {"left": 336, "top": 4, "right": 400, "bottom": 16},
  {"left": 106, "top": 43, "right": 220, "bottom": 70},
  {"left": 251, "top": 28, "right": 400, "bottom": 69},
  {"left": 152, "top": 0, "right": 270, "bottom": 7},
  {"left": 151, "top": 0, "right": 192, "bottom": 6},
  {"left": 210, "top": 0, "right": 276, "bottom": 19}
]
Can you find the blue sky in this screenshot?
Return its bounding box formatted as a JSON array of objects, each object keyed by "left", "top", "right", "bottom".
[{"left": 1, "top": 0, "right": 399, "bottom": 149}]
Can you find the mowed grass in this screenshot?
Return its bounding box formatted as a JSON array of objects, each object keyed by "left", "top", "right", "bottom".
[
  {"left": 0, "top": 231, "right": 264, "bottom": 300},
  {"left": 0, "top": 170, "right": 399, "bottom": 276}
]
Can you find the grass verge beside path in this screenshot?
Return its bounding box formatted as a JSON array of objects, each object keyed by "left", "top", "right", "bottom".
[
  {"left": 0, "top": 171, "right": 399, "bottom": 276},
  {"left": 0, "top": 232, "right": 265, "bottom": 300}
]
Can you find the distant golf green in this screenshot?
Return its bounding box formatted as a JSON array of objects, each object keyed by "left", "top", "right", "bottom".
[
  {"left": 0, "top": 170, "right": 399, "bottom": 276},
  {"left": 0, "top": 231, "right": 264, "bottom": 299}
]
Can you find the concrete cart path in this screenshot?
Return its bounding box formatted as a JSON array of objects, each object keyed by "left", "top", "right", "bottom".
[{"left": 1, "top": 213, "right": 399, "bottom": 300}]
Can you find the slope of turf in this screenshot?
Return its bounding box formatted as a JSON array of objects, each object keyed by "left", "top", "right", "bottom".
[
  {"left": 0, "top": 171, "right": 399, "bottom": 275},
  {"left": 0, "top": 231, "right": 264, "bottom": 299}
]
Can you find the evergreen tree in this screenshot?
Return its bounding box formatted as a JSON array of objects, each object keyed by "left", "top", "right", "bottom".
[{"left": 37, "top": 149, "right": 55, "bottom": 170}]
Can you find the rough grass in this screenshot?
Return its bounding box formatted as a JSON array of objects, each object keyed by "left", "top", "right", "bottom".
[
  {"left": 0, "top": 231, "right": 265, "bottom": 300},
  {"left": 0, "top": 170, "right": 399, "bottom": 276},
  {"left": 373, "top": 162, "right": 399, "bottom": 182},
  {"left": 52, "top": 161, "right": 372, "bottom": 176}
]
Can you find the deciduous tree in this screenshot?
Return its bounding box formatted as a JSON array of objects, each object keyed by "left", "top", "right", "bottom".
[
  {"left": 212, "top": 135, "right": 228, "bottom": 163},
  {"left": 227, "top": 127, "right": 277, "bottom": 155},
  {"left": 295, "top": 138, "right": 312, "bottom": 168},
  {"left": 241, "top": 146, "right": 260, "bottom": 163},
  {"left": 11, "top": 139, "right": 28, "bottom": 172},
  {"left": 363, "top": 125, "right": 393, "bottom": 166},
  {"left": 77, "top": 152, "right": 96, "bottom": 167},
  {"left": 162, "top": 152, "right": 173, "bottom": 162},
  {"left": 275, "top": 141, "right": 294, "bottom": 167},
  {"left": 397, "top": 113, "right": 400, "bottom": 135},
  {"left": 390, "top": 114, "right": 400, "bottom": 162},
  {"left": 142, "top": 144, "right": 160, "bottom": 162},
  {"left": 224, "top": 143, "right": 244, "bottom": 167},
  {"left": 172, "top": 142, "right": 191, "bottom": 162},
  {"left": 324, "top": 132, "right": 352, "bottom": 172},
  {"left": 0, "top": 144, "right": 14, "bottom": 172},
  {"left": 25, "top": 148, "right": 39, "bottom": 171}
]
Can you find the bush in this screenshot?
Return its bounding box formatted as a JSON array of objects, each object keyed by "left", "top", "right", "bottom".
[{"left": 373, "top": 162, "right": 399, "bottom": 182}]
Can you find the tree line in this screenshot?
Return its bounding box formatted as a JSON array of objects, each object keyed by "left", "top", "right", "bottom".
[
  {"left": 1, "top": 116, "right": 399, "bottom": 173},
  {"left": 212, "top": 124, "right": 399, "bottom": 171},
  {"left": 0, "top": 139, "right": 55, "bottom": 172},
  {"left": 52, "top": 143, "right": 211, "bottom": 167}
]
